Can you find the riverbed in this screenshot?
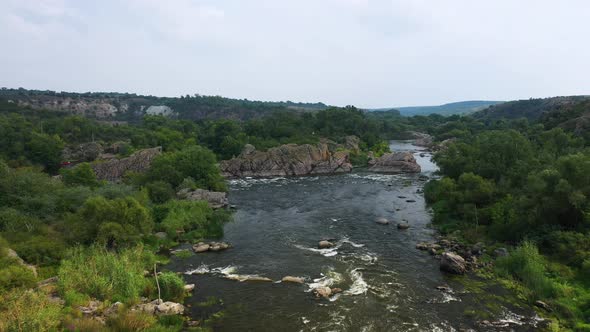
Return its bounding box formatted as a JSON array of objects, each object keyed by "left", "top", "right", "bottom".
[{"left": 168, "top": 142, "right": 540, "bottom": 331}]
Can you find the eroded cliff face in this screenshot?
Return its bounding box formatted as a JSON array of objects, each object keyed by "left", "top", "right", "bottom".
[
  {"left": 219, "top": 142, "right": 353, "bottom": 178},
  {"left": 17, "top": 97, "right": 127, "bottom": 118},
  {"left": 92, "top": 147, "right": 162, "bottom": 181}
]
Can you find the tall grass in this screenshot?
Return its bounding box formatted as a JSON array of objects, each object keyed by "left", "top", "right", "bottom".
[
  {"left": 57, "top": 245, "right": 155, "bottom": 303},
  {"left": 495, "top": 241, "right": 555, "bottom": 300},
  {"left": 0, "top": 290, "right": 62, "bottom": 332}
]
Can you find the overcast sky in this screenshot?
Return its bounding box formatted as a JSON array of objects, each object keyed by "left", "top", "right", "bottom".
[{"left": 1, "top": 0, "right": 589, "bottom": 108}]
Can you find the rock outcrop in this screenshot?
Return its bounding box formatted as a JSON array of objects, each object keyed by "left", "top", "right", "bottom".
[
  {"left": 219, "top": 141, "right": 353, "bottom": 178},
  {"left": 368, "top": 152, "right": 421, "bottom": 173},
  {"left": 403, "top": 131, "right": 433, "bottom": 147},
  {"left": 92, "top": 147, "right": 162, "bottom": 181},
  {"left": 177, "top": 188, "right": 228, "bottom": 209}
]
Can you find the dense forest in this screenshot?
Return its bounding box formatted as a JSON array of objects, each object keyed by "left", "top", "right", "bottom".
[
  {"left": 1, "top": 92, "right": 590, "bottom": 330},
  {"left": 424, "top": 99, "right": 590, "bottom": 330}
]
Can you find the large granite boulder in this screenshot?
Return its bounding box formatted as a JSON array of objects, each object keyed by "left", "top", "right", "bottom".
[
  {"left": 219, "top": 142, "right": 353, "bottom": 178},
  {"left": 440, "top": 252, "right": 466, "bottom": 275},
  {"left": 92, "top": 147, "right": 162, "bottom": 182},
  {"left": 368, "top": 152, "right": 421, "bottom": 173},
  {"left": 177, "top": 188, "right": 228, "bottom": 209}
]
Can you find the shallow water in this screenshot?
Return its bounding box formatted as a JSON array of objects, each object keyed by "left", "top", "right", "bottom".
[{"left": 168, "top": 142, "right": 540, "bottom": 331}]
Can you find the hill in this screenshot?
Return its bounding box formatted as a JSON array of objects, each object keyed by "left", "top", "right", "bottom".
[
  {"left": 0, "top": 88, "right": 329, "bottom": 121},
  {"left": 473, "top": 96, "right": 590, "bottom": 121},
  {"left": 370, "top": 100, "right": 503, "bottom": 116}
]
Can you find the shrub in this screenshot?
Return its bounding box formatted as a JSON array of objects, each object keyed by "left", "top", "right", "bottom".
[
  {"left": 157, "top": 272, "right": 185, "bottom": 302},
  {"left": 146, "top": 181, "right": 175, "bottom": 204},
  {"left": 496, "top": 241, "right": 555, "bottom": 300},
  {"left": 160, "top": 200, "right": 230, "bottom": 240},
  {"left": 60, "top": 163, "right": 100, "bottom": 187},
  {"left": 58, "top": 246, "right": 154, "bottom": 303},
  {"left": 68, "top": 196, "right": 153, "bottom": 246},
  {"left": 0, "top": 290, "right": 62, "bottom": 332}
]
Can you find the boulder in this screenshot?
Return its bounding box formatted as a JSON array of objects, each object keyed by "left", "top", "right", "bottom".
[
  {"left": 78, "top": 300, "right": 102, "bottom": 315},
  {"left": 193, "top": 244, "right": 210, "bottom": 253},
  {"left": 369, "top": 152, "right": 421, "bottom": 173},
  {"left": 154, "top": 232, "right": 168, "bottom": 240},
  {"left": 184, "top": 284, "right": 195, "bottom": 292},
  {"left": 92, "top": 147, "right": 162, "bottom": 182},
  {"left": 318, "top": 240, "right": 334, "bottom": 249},
  {"left": 177, "top": 188, "right": 228, "bottom": 209},
  {"left": 440, "top": 252, "right": 466, "bottom": 275},
  {"left": 154, "top": 300, "right": 185, "bottom": 315},
  {"left": 493, "top": 248, "right": 509, "bottom": 257},
  {"left": 534, "top": 300, "right": 552, "bottom": 311},
  {"left": 219, "top": 142, "right": 353, "bottom": 178},
  {"left": 281, "top": 276, "right": 305, "bottom": 284},
  {"left": 397, "top": 223, "right": 410, "bottom": 230},
  {"left": 313, "top": 286, "right": 332, "bottom": 299}
]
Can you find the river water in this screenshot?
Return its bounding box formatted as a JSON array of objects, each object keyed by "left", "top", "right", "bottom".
[{"left": 169, "top": 141, "right": 540, "bottom": 331}]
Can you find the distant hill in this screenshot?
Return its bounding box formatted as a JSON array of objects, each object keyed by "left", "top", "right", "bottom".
[
  {"left": 473, "top": 96, "right": 590, "bottom": 140},
  {"left": 473, "top": 96, "right": 590, "bottom": 121},
  {"left": 0, "top": 88, "right": 329, "bottom": 121},
  {"left": 370, "top": 100, "right": 504, "bottom": 116}
]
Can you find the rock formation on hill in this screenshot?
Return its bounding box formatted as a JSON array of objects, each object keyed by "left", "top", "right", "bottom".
[
  {"left": 219, "top": 139, "right": 356, "bottom": 178},
  {"left": 92, "top": 147, "right": 162, "bottom": 181},
  {"left": 369, "top": 152, "right": 421, "bottom": 173}
]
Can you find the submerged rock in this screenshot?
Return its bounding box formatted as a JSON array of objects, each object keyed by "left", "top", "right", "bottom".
[
  {"left": 440, "top": 252, "right": 466, "bottom": 275},
  {"left": 282, "top": 276, "right": 305, "bottom": 284},
  {"left": 375, "top": 218, "right": 390, "bottom": 225},
  {"left": 397, "top": 223, "right": 410, "bottom": 230},
  {"left": 318, "top": 240, "right": 334, "bottom": 249},
  {"left": 192, "top": 242, "right": 230, "bottom": 253},
  {"left": 369, "top": 152, "right": 421, "bottom": 173}
]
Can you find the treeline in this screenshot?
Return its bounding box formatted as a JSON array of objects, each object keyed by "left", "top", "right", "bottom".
[{"left": 424, "top": 113, "right": 590, "bottom": 329}]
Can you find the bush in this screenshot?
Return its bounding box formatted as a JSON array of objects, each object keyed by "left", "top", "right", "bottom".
[
  {"left": 0, "top": 290, "right": 62, "bottom": 332},
  {"left": 146, "top": 181, "right": 175, "bottom": 204},
  {"left": 157, "top": 272, "right": 186, "bottom": 302},
  {"left": 60, "top": 163, "right": 100, "bottom": 187},
  {"left": 496, "top": 241, "right": 556, "bottom": 300},
  {"left": 145, "top": 146, "right": 227, "bottom": 192},
  {"left": 58, "top": 246, "right": 154, "bottom": 303},
  {"left": 160, "top": 200, "right": 229, "bottom": 240},
  {"left": 68, "top": 196, "right": 153, "bottom": 247}
]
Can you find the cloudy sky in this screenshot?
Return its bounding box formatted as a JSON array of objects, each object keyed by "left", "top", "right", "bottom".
[{"left": 1, "top": 0, "right": 589, "bottom": 108}]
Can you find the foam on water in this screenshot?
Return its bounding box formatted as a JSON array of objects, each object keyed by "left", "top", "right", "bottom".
[{"left": 344, "top": 268, "right": 368, "bottom": 296}]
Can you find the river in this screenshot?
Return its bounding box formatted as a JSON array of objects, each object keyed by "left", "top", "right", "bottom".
[{"left": 168, "top": 141, "right": 540, "bottom": 331}]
